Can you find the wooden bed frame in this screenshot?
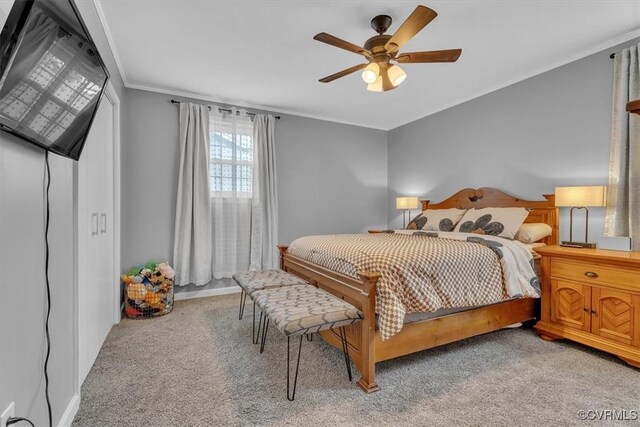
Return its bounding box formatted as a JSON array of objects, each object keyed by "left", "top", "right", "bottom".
[{"left": 278, "top": 187, "right": 558, "bottom": 393}]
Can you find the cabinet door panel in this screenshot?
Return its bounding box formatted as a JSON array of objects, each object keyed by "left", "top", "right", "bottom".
[
  {"left": 591, "top": 288, "right": 640, "bottom": 346},
  {"left": 550, "top": 279, "right": 590, "bottom": 332}
]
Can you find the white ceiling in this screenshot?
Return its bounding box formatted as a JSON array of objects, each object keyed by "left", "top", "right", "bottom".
[{"left": 94, "top": 0, "right": 640, "bottom": 130}]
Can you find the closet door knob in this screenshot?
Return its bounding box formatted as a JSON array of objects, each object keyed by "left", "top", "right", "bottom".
[
  {"left": 584, "top": 271, "right": 598, "bottom": 279},
  {"left": 91, "top": 213, "right": 98, "bottom": 236},
  {"left": 100, "top": 213, "right": 107, "bottom": 234}
]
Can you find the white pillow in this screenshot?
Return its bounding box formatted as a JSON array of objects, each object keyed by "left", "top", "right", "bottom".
[
  {"left": 515, "top": 223, "right": 553, "bottom": 243},
  {"left": 407, "top": 208, "right": 467, "bottom": 231},
  {"left": 525, "top": 242, "right": 547, "bottom": 259},
  {"left": 454, "top": 207, "right": 529, "bottom": 239}
]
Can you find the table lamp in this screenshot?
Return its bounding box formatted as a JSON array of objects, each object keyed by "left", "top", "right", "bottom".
[
  {"left": 396, "top": 196, "right": 419, "bottom": 228},
  {"left": 555, "top": 186, "right": 606, "bottom": 248}
]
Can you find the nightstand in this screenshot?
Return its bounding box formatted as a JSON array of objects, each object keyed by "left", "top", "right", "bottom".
[{"left": 534, "top": 245, "right": 640, "bottom": 368}]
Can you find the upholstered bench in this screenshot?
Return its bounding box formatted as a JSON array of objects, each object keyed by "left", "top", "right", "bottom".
[
  {"left": 252, "top": 284, "right": 363, "bottom": 400},
  {"left": 232, "top": 269, "right": 308, "bottom": 343}
]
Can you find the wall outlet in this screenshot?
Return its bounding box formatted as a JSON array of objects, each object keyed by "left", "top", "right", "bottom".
[{"left": 0, "top": 402, "right": 14, "bottom": 427}]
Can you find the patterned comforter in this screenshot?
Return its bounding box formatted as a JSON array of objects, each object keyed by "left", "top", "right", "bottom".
[{"left": 287, "top": 231, "right": 540, "bottom": 340}]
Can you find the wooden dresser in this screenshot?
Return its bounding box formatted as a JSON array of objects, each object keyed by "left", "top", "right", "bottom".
[{"left": 534, "top": 245, "right": 640, "bottom": 368}]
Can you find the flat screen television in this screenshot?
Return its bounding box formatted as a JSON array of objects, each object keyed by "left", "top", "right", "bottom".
[{"left": 0, "top": 0, "right": 109, "bottom": 160}]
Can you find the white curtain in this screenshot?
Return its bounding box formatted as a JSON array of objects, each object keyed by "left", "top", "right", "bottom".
[
  {"left": 173, "top": 103, "right": 212, "bottom": 286},
  {"left": 605, "top": 43, "right": 640, "bottom": 249},
  {"left": 210, "top": 107, "right": 254, "bottom": 278},
  {"left": 250, "top": 115, "right": 279, "bottom": 270}
]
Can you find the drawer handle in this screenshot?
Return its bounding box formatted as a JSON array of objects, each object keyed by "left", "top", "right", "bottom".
[{"left": 584, "top": 271, "right": 599, "bottom": 279}]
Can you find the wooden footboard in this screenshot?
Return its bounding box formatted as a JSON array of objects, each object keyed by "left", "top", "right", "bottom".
[
  {"left": 279, "top": 245, "right": 538, "bottom": 393},
  {"left": 278, "top": 245, "right": 381, "bottom": 392}
]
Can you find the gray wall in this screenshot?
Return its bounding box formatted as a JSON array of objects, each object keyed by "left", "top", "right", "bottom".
[
  {"left": 387, "top": 40, "right": 638, "bottom": 242},
  {"left": 0, "top": 1, "right": 125, "bottom": 425},
  {"left": 122, "top": 89, "right": 388, "bottom": 292}
]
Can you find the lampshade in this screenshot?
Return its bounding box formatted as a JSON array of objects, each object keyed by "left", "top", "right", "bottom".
[
  {"left": 362, "top": 62, "right": 380, "bottom": 84},
  {"left": 555, "top": 186, "right": 607, "bottom": 207},
  {"left": 396, "top": 196, "right": 419, "bottom": 210},
  {"left": 387, "top": 64, "right": 407, "bottom": 87},
  {"left": 367, "top": 75, "right": 383, "bottom": 92}
]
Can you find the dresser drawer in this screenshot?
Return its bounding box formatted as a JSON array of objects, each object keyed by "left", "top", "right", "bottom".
[{"left": 550, "top": 258, "right": 640, "bottom": 287}]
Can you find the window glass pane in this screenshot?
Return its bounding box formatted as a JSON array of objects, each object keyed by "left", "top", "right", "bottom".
[{"left": 209, "top": 112, "right": 254, "bottom": 198}]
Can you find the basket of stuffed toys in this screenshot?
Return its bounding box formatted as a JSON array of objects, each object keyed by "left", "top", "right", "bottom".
[{"left": 121, "top": 261, "right": 175, "bottom": 318}]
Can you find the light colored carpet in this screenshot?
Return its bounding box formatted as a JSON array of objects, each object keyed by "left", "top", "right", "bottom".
[{"left": 73, "top": 294, "right": 640, "bottom": 427}]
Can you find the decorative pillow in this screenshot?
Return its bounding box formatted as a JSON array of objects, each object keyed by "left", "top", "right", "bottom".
[
  {"left": 406, "top": 208, "right": 467, "bottom": 231},
  {"left": 514, "top": 223, "right": 553, "bottom": 243},
  {"left": 454, "top": 207, "right": 529, "bottom": 239}
]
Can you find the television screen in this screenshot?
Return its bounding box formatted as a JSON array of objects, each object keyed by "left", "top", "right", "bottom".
[{"left": 0, "top": 0, "right": 109, "bottom": 160}]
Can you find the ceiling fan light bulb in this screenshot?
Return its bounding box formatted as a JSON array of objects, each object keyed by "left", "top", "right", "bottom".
[
  {"left": 388, "top": 64, "right": 407, "bottom": 87},
  {"left": 367, "top": 76, "right": 383, "bottom": 92},
  {"left": 361, "top": 62, "right": 380, "bottom": 84}
]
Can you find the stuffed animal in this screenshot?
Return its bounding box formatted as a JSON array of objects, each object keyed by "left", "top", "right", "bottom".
[
  {"left": 150, "top": 270, "right": 165, "bottom": 286},
  {"left": 157, "top": 262, "right": 175, "bottom": 280},
  {"left": 145, "top": 291, "right": 161, "bottom": 304},
  {"left": 127, "top": 283, "right": 147, "bottom": 300},
  {"left": 125, "top": 306, "right": 140, "bottom": 317}
]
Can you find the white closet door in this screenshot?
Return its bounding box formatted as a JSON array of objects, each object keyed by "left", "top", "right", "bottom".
[{"left": 78, "top": 95, "right": 115, "bottom": 384}]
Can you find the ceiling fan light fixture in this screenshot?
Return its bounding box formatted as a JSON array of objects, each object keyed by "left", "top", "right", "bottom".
[
  {"left": 388, "top": 64, "right": 407, "bottom": 87},
  {"left": 361, "top": 62, "right": 380, "bottom": 84},
  {"left": 367, "top": 75, "right": 383, "bottom": 92}
]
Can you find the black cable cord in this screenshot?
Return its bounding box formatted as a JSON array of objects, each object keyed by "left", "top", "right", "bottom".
[
  {"left": 6, "top": 416, "right": 36, "bottom": 427},
  {"left": 43, "top": 150, "right": 52, "bottom": 427}
]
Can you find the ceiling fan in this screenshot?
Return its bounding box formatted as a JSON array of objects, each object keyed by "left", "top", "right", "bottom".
[{"left": 313, "top": 5, "right": 462, "bottom": 92}]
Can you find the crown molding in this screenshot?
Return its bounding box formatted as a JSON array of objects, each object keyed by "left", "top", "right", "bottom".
[{"left": 126, "top": 83, "right": 388, "bottom": 130}]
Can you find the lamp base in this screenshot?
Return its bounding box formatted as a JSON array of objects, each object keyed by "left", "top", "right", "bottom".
[{"left": 560, "top": 241, "right": 596, "bottom": 249}]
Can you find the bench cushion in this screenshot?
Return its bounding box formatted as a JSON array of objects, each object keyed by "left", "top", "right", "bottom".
[
  {"left": 253, "top": 285, "right": 363, "bottom": 336},
  {"left": 232, "top": 269, "right": 307, "bottom": 295}
]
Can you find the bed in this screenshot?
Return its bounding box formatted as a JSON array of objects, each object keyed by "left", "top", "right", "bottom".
[{"left": 278, "top": 187, "right": 558, "bottom": 393}]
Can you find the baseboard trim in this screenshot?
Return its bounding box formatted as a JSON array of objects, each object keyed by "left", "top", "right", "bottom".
[
  {"left": 174, "top": 285, "right": 240, "bottom": 301},
  {"left": 58, "top": 393, "right": 80, "bottom": 427}
]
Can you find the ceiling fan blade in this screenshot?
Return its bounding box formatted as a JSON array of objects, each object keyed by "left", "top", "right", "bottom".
[
  {"left": 319, "top": 64, "right": 367, "bottom": 83},
  {"left": 396, "top": 49, "right": 462, "bottom": 63},
  {"left": 385, "top": 6, "right": 437, "bottom": 53},
  {"left": 313, "top": 32, "right": 371, "bottom": 57}
]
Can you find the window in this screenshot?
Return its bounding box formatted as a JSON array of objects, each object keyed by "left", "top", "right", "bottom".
[{"left": 209, "top": 110, "right": 253, "bottom": 198}]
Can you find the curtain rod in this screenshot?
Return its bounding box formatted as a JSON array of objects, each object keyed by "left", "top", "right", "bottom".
[
  {"left": 170, "top": 99, "right": 280, "bottom": 119},
  {"left": 610, "top": 53, "right": 616, "bottom": 59}
]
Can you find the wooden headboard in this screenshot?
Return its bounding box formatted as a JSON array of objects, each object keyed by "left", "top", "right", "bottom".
[{"left": 421, "top": 187, "right": 558, "bottom": 246}]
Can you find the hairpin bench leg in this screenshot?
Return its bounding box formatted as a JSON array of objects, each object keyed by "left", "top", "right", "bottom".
[
  {"left": 260, "top": 316, "right": 270, "bottom": 353},
  {"left": 339, "top": 327, "right": 353, "bottom": 382},
  {"left": 238, "top": 290, "right": 247, "bottom": 320},
  {"left": 306, "top": 333, "right": 313, "bottom": 342},
  {"left": 253, "top": 309, "right": 263, "bottom": 345},
  {"left": 287, "top": 335, "right": 304, "bottom": 401}
]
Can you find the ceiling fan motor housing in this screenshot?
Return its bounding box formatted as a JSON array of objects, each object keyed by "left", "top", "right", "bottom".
[{"left": 364, "top": 35, "right": 393, "bottom": 57}]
